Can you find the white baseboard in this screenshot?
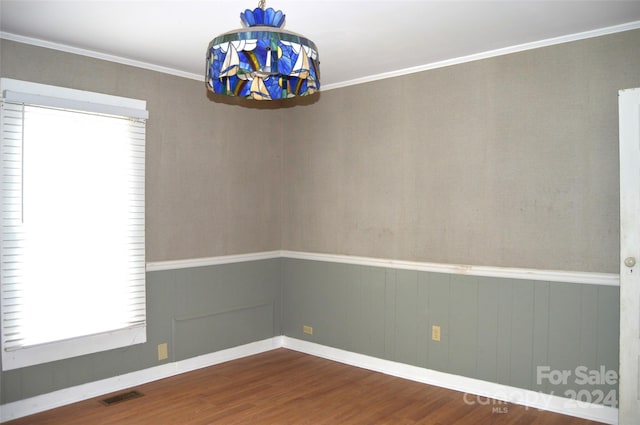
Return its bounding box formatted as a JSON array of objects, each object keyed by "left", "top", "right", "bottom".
[
  {"left": 0, "top": 337, "right": 281, "bottom": 423},
  {"left": 1, "top": 336, "right": 618, "bottom": 424},
  {"left": 281, "top": 337, "right": 619, "bottom": 425}
]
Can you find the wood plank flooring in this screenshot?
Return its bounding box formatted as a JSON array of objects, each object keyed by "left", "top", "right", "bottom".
[{"left": 5, "top": 349, "right": 607, "bottom": 424}]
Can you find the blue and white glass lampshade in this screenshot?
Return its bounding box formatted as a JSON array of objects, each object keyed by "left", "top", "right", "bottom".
[{"left": 206, "top": 3, "right": 320, "bottom": 101}]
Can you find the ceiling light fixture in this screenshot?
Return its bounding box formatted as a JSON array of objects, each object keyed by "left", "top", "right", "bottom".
[{"left": 206, "top": 0, "right": 320, "bottom": 101}]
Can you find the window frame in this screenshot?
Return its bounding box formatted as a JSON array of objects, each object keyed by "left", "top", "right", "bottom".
[{"left": 0, "top": 78, "right": 148, "bottom": 371}]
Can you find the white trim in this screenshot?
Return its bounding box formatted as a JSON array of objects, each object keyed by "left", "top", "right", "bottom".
[
  {"left": 146, "top": 251, "right": 282, "bottom": 272},
  {"left": 145, "top": 250, "right": 620, "bottom": 287},
  {"left": 0, "top": 78, "right": 147, "bottom": 111},
  {"left": 617, "top": 87, "right": 640, "bottom": 422},
  {"left": 321, "top": 20, "right": 640, "bottom": 92},
  {"left": 0, "top": 32, "right": 203, "bottom": 82},
  {"left": 2, "top": 90, "right": 149, "bottom": 120},
  {"left": 0, "top": 337, "right": 282, "bottom": 423},
  {"left": 2, "top": 326, "right": 146, "bottom": 371},
  {"left": 1, "top": 337, "right": 617, "bottom": 424},
  {"left": 281, "top": 251, "right": 620, "bottom": 286},
  {"left": 3, "top": 21, "right": 640, "bottom": 91},
  {"left": 281, "top": 337, "right": 619, "bottom": 425},
  {"left": 0, "top": 78, "right": 148, "bottom": 370}
]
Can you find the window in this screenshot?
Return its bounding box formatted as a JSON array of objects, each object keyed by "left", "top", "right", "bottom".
[{"left": 1, "top": 79, "right": 148, "bottom": 370}]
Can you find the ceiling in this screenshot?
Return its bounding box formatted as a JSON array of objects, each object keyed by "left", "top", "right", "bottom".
[{"left": 2, "top": 1, "right": 640, "bottom": 90}]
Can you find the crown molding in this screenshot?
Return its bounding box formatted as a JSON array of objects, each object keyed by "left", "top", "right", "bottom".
[
  {"left": 0, "top": 32, "right": 203, "bottom": 82},
  {"left": 3, "top": 20, "right": 640, "bottom": 91},
  {"left": 321, "top": 20, "right": 640, "bottom": 91}
]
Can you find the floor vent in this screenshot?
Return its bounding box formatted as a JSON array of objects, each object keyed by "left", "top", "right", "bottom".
[{"left": 100, "top": 390, "right": 144, "bottom": 406}]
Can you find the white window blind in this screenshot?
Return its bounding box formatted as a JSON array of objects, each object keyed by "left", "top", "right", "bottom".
[{"left": 0, "top": 79, "right": 148, "bottom": 370}]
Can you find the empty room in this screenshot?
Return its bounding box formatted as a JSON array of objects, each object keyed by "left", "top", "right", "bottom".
[{"left": 1, "top": 1, "right": 640, "bottom": 424}]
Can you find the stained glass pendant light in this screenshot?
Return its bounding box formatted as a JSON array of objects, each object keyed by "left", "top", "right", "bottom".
[{"left": 206, "top": 0, "right": 320, "bottom": 101}]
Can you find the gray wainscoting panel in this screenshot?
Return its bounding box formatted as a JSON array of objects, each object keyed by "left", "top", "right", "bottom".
[
  {"left": 531, "top": 281, "right": 551, "bottom": 394},
  {"left": 509, "top": 280, "right": 535, "bottom": 390},
  {"left": 547, "top": 283, "right": 584, "bottom": 396},
  {"left": 173, "top": 303, "right": 274, "bottom": 360},
  {"left": 427, "top": 272, "right": 450, "bottom": 372},
  {"left": 170, "top": 260, "right": 282, "bottom": 360},
  {"left": 392, "top": 270, "right": 420, "bottom": 366},
  {"left": 0, "top": 259, "right": 282, "bottom": 404},
  {"left": 281, "top": 258, "right": 620, "bottom": 406},
  {"left": 475, "top": 276, "right": 501, "bottom": 383},
  {"left": 449, "top": 275, "right": 480, "bottom": 379},
  {"left": 356, "top": 267, "right": 386, "bottom": 359}
]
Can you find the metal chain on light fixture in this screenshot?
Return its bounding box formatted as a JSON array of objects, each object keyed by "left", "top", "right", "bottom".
[{"left": 258, "top": 0, "right": 266, "bottom": 10}]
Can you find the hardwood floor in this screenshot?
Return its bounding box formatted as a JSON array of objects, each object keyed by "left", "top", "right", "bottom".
[{"left": 5, "top": 349, "right": 606, "bottom": 424}]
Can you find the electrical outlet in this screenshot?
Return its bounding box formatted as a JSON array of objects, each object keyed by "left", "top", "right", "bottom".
[
  {"left": 432, "top": 325, "right": 441, "bottom": 342},
  {"left": 158, "top": 343, "right": 168, "bottom": 361},
  {"left": 303, "top": 325, "right": 313, "bottom": 335}
]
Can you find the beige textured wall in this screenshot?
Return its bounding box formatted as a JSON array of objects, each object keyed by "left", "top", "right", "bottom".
[
  {"left": 0, "top": 40, "right": 283, "bottom": 262},
  {"left": 282, "top": 29, "right": 640, "bottom": 273},
  {"left": 3, "top": 29, "right": 640, "bottom": 272}
]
